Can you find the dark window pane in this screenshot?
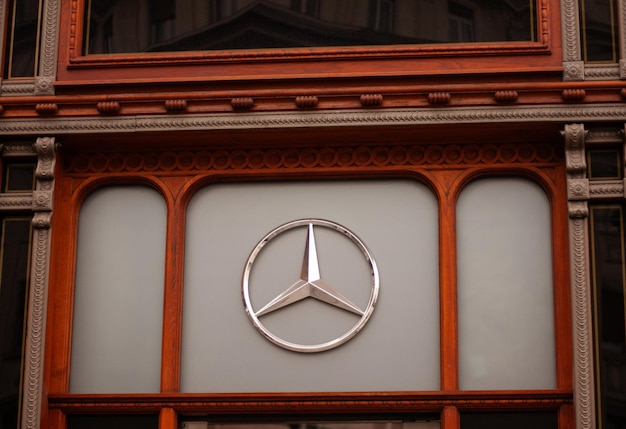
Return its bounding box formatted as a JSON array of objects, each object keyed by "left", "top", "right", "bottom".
[
  {"left": 84, "top": 0, "right": 536, "bottom": 55},
  {"left": 460, "top": 412, "right": 557, "bottom": 429},
  {"left": 590, "top": 206, "right": 626, "bottom": 429},
  {"left": 0, "top": 218, "right": 32, "bottom": 429},
  {"left": 4, "top": 0, "right": 42, "bottom": 78},
  {"left": 67, "top": 415, "right": 159, "bottom": 429},
  {"left": 588, "top": 150, "right": 622, "bottom": 180},
  {"left": 580, "top": 0, "right": 618, "bottom": 62},
  {"left": 3, "top": 164, "right": 36, "bottom": 192}
]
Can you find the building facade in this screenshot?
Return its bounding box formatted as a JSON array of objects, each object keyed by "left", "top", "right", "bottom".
[{"left": 0, "top": 1, "right": 625, "bottom": 428}]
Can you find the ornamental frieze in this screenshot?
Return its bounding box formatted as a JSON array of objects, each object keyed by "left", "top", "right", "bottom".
[{"left": 64, "top": 142, "right": 562, "bottom": 175}]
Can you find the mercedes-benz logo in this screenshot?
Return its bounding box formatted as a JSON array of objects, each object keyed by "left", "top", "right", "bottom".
[{"left": 242, "top": 219, "right": 379, "bottom": 353}]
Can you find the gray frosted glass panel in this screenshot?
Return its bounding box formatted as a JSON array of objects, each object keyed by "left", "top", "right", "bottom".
[
  {"left": 181, "top": 180, "right": 439, "bottom": 392},
  {"left": 457, "top": 178, "right": 555, "bottom": 390},
  {"left": 70, "top": 186, "right": 166, "bottom": 393}
]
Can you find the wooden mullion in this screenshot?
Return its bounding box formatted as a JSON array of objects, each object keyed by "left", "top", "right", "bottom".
[
  {"left": 439, "top": 186, "right": 459, "bottom": 391},
  {"left": 159, "top": 407, "right": 177, "bottom": 429},
  {"left": 159, "top": 178, "right": 186, "bottom": 393},
  {"left": 552, "top": 167, "right": 574, "bottom": 392},
  {"left": 441, "top": 406, "right": 460, "bottom": 429}
]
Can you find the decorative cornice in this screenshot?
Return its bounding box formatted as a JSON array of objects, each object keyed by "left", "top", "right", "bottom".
[{"left": 3, "top": 105, "right": 626, "bottom": 135}]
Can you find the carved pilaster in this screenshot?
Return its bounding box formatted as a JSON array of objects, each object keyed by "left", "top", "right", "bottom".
[
  {"left": 561, "top": 0, "right": 582, "bottom": 63},
  {"left": 39, "top": 0, "right": 59, "bottom": 84},
  {"left": 21, "top": 138, "right": 56, "bottom": 429},
  {"left": 617, "top": 0, "right": 626, "bottom": 72},
  {"left": 564, "top": 123, "right": 596, "bottom": 429}
]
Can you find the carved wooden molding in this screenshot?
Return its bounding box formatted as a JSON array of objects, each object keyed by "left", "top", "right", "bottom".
[
  {"left": 66, "top": 0, "right": 551, "bottom": 69},
  {"left": 63, "top": 141, "right": 561, "bottom": 176},
  {"left": 48, "top": 391, "right": 573, "bottom": 414},
  {"left": 564, "top": 123, "right": 596, "bottom": 429},
  {"left": 3, "top": 105, "right": 626, "bottom": 136}
]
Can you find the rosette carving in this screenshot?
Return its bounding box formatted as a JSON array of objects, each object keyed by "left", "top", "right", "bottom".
[
  {"left": 563, "top": 61, "right": 585, "bottom": 81},
  {"left": 568, "top": 179, "right": 589, "bottom": 201}
]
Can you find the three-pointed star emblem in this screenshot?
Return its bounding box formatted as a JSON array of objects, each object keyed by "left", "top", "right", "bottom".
[
  {"left": 242, "top": 218, "right": 379, "bottom": 352},
  {"left": 255, "top": 223, "right": 364, "bottom": 317}
]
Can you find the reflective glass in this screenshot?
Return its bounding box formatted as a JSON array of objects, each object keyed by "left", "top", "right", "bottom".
[
  {"left": 67, "top": 414, "right": 159, "bottom": 429},
  {"left": 4, "top": 0, "right": 42, "bottom": 77},
  {"left": 588, "top": 150, "right": 622, "bottom": 180},
  {"left": 460, "top": 412, "right": 557, "bottom": 429},
  {"left": 0, "top": 217, "right": 31, "bottom": 429},
  {"left": 580, "top": 0, "right": 619, "bottom": 62},
  {"left": 84, "top": 0, "right": 536, "bottom": 55},
  {"left": 590, "top": 206, "right": 626, "bottom": 428},
  {"left": 3, "top": 163, "right": 36, "bottom": 192}
]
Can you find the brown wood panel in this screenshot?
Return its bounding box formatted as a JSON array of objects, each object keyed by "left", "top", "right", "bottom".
[
  {"left": 55, "top": 0, "right": 562, "bottom": 86},
  {"left": 44, "top": 134, "right": 572, "bottom": 428}
]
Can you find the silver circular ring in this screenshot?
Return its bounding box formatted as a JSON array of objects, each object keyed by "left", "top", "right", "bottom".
[{"left": 242, "top": 219, "right": 379, "bottom": 353}]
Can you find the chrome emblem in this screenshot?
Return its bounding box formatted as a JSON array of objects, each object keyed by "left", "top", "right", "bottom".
[{"left": 242, "top": 219, "right": 379, "bottom": 353}]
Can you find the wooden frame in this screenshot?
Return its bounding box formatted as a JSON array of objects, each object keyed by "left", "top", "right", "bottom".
[
  {"left": 54, "top": 0, "right": 562, "bottom": 86},
  {"left": 43, "top": 125, "right": 573, "bottom": 429}
]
